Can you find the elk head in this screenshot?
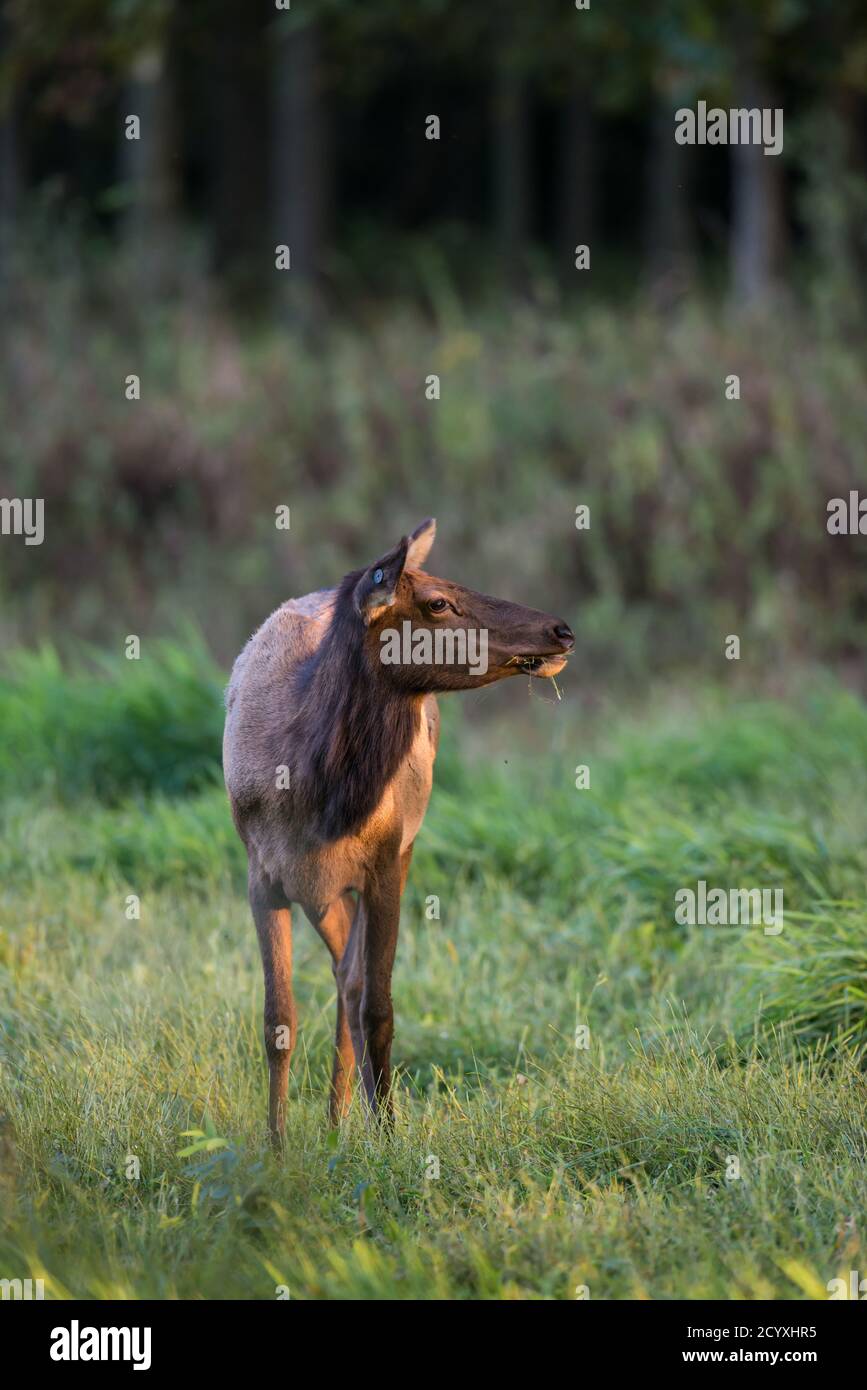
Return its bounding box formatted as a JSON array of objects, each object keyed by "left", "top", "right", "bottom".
[{"left": 352, "top": 518, "right": 574, "bottom": 691}]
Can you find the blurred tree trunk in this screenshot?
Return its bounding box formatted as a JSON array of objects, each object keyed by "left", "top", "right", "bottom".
[
  {"left": 645, "top": 98, "right": 692, "bottom": 297},
  {"left": 119, "top": 40, "right": 178, "bottom": 298},
  {"left": 837, "top": 87, "right": 867, "bottom": 289},
  {"left": 557, "top": 91, "right": 596, "bottom": 286},
  {"left": 210, "top": 0, "right": 268, "bottom": 300},
  {"left": 0, "top": 16, "right": 19, "bottom": 289},
  {"left": 730, "top": 68, "right": 786, "bottom": 303},
  {"left": 0, "top": 102, "right": 19, "bottom": 258},
  {"left": 272, "top": 16, "right": 328, "bottom": 326},
  {"left": 493, "top": 49, "right": 530, "bottom": 289}
]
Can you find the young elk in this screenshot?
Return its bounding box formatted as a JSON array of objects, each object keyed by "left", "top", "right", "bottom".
[{"left": 223, "top": 519, "right": 574, "bottom": 1147}]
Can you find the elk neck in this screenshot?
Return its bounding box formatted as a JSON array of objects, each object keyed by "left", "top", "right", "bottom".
[{"left": 288, "top": 570, "right": 423, "bottom": 842}]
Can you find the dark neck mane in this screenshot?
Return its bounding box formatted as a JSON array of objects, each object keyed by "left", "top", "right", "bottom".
[{"left": 288, "top": 572, "right": 421, "bottom": 841}]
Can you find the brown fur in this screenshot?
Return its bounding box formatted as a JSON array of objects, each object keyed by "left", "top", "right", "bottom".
[{"left": 223, "top": 519, "right": 574, "bottom": 1146}]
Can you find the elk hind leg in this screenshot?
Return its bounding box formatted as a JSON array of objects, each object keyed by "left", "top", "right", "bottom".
[{"left": 250, "top": 873, "right": 296, "bottom": 1150}]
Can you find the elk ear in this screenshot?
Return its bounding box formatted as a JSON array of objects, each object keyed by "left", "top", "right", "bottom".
[
  {"left": 406, "top": 517, "right": 436, "bottom": 569},
  {"left": 353, "top": 536, "right": 409, "bottom": 625}
]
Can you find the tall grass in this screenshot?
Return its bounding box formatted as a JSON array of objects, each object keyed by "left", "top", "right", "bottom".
[{"left": 0, "top": 637, "right": 225, "bottom": 801}]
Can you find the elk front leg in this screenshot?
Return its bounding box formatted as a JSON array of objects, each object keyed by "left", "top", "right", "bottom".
[
  {"left": 249, "top": 872, "right": 295, "bottom": 1151},
  {"left": 312, "top": 892, "right": 358, "bottom": 1124},
  {"left": 357, "top": 847, "right": 403, "bottom": 1119}
]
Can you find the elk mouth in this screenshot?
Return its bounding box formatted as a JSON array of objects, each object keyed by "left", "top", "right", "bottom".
[{"left": 510, "top": 653, "right": 569, "bottom": 678}]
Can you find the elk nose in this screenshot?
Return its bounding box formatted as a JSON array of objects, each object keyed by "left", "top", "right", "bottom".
[{"left": 551, "top": 621, "right": 574, "bottom": 649}]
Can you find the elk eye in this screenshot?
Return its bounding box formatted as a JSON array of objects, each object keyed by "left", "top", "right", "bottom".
[
  {"left": 428, "top": 598, "right": 448, "bottom": 614},
  {"left": 373, "top": 568, "right": 384, "bottom": 584}
]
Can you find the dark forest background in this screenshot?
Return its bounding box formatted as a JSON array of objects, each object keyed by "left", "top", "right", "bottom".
[{"left": 4, "top": 1, "right": 867, "bottom": 302}]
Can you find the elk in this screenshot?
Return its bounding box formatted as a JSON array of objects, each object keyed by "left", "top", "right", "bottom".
[{"left": 223, "top": 518, "right": 574, "bottom": 1147}]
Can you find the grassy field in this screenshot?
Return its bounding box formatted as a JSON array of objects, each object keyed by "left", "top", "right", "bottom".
[{"left": 1, "top": 646, "right": 866, "bottom": 1299}]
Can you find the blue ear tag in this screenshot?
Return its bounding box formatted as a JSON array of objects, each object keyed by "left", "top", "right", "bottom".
[{"left": 373, "top": 568, "right": 384, "bottom": 584}]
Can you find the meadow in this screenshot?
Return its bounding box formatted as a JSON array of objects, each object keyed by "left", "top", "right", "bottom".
[
  {"left": 2, "top": 0, "right": 867, "bottom": 1305},
  {"left": 1, "top": 643, "right": 866, "bottom": 1299}
]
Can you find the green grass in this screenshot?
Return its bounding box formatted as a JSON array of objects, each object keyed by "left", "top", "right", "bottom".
[
  {"left": 0, "top": 637, "right": 226, "bottom": 801},
  {"left": 1, "top": 649, "right": 867, "bottom": 1298}
]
